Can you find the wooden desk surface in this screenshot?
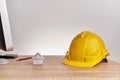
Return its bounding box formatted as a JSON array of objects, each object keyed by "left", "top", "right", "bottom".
[{"left": 0, "top": 56, "right": 120, "bottom": 80}]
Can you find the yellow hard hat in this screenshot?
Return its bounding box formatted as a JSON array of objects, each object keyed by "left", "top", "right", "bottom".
[{"left": 63, "top": 31, "right": 109, "bottom": 67}]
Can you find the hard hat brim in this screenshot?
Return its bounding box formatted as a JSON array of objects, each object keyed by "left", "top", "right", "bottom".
[{"left": 62, "top": 57, "right": 103, "bottom": 67}]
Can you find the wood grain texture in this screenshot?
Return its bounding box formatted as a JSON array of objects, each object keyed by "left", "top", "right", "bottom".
[{"left": 0, "top": 56, "right": 120, "bottom": 80}]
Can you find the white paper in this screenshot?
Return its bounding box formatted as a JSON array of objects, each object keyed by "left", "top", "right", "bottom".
[{"left": 0, "top": 59, "right": 9, "bottom": 64}]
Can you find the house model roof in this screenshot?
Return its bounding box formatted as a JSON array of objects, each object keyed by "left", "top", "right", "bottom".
[{"left": 32, "top": 52, "right": 44, "bottom": 60}]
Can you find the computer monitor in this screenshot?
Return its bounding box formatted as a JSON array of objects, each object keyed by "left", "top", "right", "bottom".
[{"left": 0, "top": 0, "right": 13, "bottom": 51}]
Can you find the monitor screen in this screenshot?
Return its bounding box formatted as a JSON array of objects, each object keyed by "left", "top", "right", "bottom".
[
  {"left": 0, "top": 0, "right": 13, "bottom": 51},
  {"left": 0, "top": 14, "right": 6, "bottom": 50}
]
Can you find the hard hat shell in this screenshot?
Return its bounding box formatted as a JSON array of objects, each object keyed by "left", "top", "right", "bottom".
[{"left": 63, "top": 31, "right": 109, "bottom": 67}]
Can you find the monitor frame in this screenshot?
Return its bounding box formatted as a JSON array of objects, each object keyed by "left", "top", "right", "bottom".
[{"left": 0, "top": 0, "right": 13, "bottom": 51}]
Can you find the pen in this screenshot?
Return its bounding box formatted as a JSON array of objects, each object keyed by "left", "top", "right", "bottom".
[{"left": 16, "top": 57, "right": 32, "bottom": 61}]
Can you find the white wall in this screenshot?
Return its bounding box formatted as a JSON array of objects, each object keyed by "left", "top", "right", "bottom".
[{"left": 6, "top": 0, "right": 120, "bottom": 62}]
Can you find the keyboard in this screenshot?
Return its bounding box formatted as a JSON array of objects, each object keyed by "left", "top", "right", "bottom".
[{"left": 0, "top": 53, "right": 17, "bottom": 59}]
